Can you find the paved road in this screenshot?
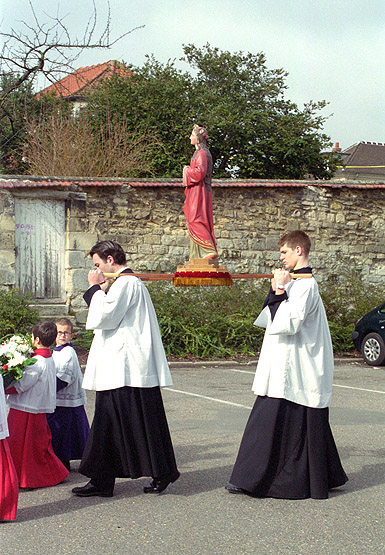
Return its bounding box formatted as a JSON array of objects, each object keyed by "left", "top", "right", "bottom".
[{"left": 1, "top": 359, "right": 384, "bottom": 555}]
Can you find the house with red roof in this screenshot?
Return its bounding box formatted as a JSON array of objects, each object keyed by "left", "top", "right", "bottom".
[{"left": 37, "top": 60, "right": 131, "bottom": 112}]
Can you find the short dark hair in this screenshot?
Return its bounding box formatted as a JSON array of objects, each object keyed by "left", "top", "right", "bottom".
[
  {"left": 32, "top": 321, "right": 57, "bottom": 348},
  {"left": 55, "top": 318, "right": 73, "bottom": 332},
  {"left": 279, "top": 231, "right": 311, "bottom": 257},
  {"left": 89, "top": 241, "right": 126, "bottom": 265}
]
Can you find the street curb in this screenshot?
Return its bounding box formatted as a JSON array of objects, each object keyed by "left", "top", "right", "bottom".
[
  {"left": 168, "top": 360, "right": 258, "bottom": 368},
  {"left": 168, "top": 356, "right": 361, "bottom": 368},
  {"left": 81, "top": 357, "right": 362, "bottom": 371}
]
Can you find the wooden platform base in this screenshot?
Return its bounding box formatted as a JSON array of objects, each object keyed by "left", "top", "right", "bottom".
[{"left": 174, "top": 258, "right": 233, "bottom": 287}]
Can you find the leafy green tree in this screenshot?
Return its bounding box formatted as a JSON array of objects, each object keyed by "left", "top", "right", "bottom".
[
  {"left": 183, "top": 44, "right": 337, "bottom": 179},
  {"left": 88, "top": 44, "right": 337, "bottom": 179},
  {"left": 87, "top": 56, "right": 195, "bottom": 176},
  {"left": 0, "top": 74, "right": 71, "bottom": 174},
  {"left": 0, "top": 1, "right": 140, "bottom": 173},
  {"left": 0, "top": 73, "right": 40, "bottom": 173}
]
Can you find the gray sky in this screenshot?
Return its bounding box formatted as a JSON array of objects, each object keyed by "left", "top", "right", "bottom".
[{"left": 2, "top": 0, "right": 384, "bottom": 150}]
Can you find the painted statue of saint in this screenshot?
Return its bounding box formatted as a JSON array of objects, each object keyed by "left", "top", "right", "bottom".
[{"left": 183, "top": 125, "right": 218, "bottom": 260}]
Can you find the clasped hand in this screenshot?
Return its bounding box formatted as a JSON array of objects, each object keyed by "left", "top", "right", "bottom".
[
  {"left": 88, "top": 269, "right": 108, "bottom": 290},
  {"left": 271, "top": 268, "right": 291, "bottom": 292}
]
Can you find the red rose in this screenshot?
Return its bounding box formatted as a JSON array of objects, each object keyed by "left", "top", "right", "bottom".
[{"left": 2, "top": 365, "right": 8, "bottom": 370}]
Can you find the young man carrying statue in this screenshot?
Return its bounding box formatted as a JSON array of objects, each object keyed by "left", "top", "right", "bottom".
[{"left": 226, "top": 230, "right": 348, "bottom": 499}]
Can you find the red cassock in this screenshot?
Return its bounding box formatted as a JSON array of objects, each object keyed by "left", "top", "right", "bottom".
[
  {"left": 184, "top": 148, "right": 218, "bottom": 257},
  {"left": 7, "top": 410, "right": 69, "bottom": 489},
  {"left": 0, "top": 438, "right": 18, "bottom": 521}
]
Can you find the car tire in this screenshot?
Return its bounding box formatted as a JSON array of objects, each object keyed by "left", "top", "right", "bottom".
[{"left": 362, "top": 333, "right": 385, "bottom": 366}]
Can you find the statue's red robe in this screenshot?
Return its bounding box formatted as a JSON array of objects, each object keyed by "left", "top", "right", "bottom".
[{"left": 183, "top": 148, "right": 218, "bottom": 259}]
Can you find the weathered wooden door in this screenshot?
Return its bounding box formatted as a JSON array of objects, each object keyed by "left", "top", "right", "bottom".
[{"left": 15, "top": 198, "right": 65, "bottom": 299}]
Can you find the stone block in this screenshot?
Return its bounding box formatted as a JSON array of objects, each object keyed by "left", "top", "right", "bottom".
[
  {"left": 133, "top": 209, "right": 151, "bottom": 220},
  {"left": 265, "top": 235, "right": 280, "bottom": 250},
  {"left": 0, "top": 250, "right": 15, "bottom": 266},
  {"left": 139, "top": 244, "right": 153, "bottom": 255},
  {"left": 33, "top": 303, "right": 68, "bottom": 318},
  {"left": 75, "top": 309, "right": 89, "bottom": 325},
  {"left": 0, "top": 231, "right": 14, "bottom": 246},
  {"left": 67, "top": 218, "right": 89, "bottom": 232},
  {"left": 152, "top": 245, "right": 168, "bottom": 255},
  {"left": 0, "top": 214, "right": 15, "bottom": 232},
  {"left": 68, "top": 198, "right": 87, "bottom": 218},
  {"left": 113, "top": 197, "right": 128, "bottom": 207},
  {"left": 0, "top": 269, "right": 15, "bottom": 285},
  {"left": 69, "top": 296, "right": 86, "bottom": 311},
  {"left": 66, "top": 269, "right": 89, "bottom": 292},
  {"left": 143, "top": 234, "right": 161, "bottom": 245},
  {"left": 218, "top": 239, "right": 235, "bottom": 249},
  {"left": 65, "top": 250, "right": 88, "bottom": 269},
  {"left": 336, "top": 213, "right": 345, "bottom": 224},
  {"left": 67, "top": 233, "right": 98, "bottom": 251}
]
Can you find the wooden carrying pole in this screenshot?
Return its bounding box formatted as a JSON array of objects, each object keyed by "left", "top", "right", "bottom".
[{"left": 102, "top": 272, "right": 313, "bottom": 281}]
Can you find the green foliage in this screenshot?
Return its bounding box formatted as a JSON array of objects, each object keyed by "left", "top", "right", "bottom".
[
  {"left": 74, "top": 329, "right": 95, "bottom": 350},
  {"left": 87, "top": 44, "right": 336, "bottom": 179},
  {"left": 0, "top": 74, "right": 37, "bottom": 173},
  {"left": 0, "top": 289, "right": 40, "bottom": 337},
  {"left": 149, "top": 263, "right": 384, "bottom": 357},
  {"left": 0, "top": 74, "right": 66, "bottom": 174},
  {"left": 319, "top": 262, "right": 384, "bottom": 353},
  {"left": 86, "top": 58, "right": 194, "bottom": 177},
  {"left": 183, "top": 44, "right": 335, "bottom": 179},
  {"left": 72, "top": 263, "right": 381, "bottom": 359},
  {"left": 146, "top": 281, "right": 268, "bottom": 359}
]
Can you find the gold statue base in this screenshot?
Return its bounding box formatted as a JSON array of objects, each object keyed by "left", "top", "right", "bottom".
[{"left": 173, "top": 258, "right": 233, "bottom": 287}]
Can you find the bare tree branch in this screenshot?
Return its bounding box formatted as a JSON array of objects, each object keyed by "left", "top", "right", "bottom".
[{"left": 0, "top": 0, "right": 143, "bottom": 107}]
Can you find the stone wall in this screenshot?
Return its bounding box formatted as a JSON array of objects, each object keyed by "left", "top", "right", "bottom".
[
  {"left": 0, "top": 188, "right": 15, "bottom": 287},
  {"left": 2, "top": 180, "right": 385, "bottom": 325},
  {"left": 78, "top": 184, "right": 385, "bottom": 281}
]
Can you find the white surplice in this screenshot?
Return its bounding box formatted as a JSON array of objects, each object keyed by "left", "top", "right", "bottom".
[
  {"left": 252, "top": 277, "right": 334, "bottom": 408},
  {"left": 0, "top": 376, "right": 9, "bottom": 440},
  {"left": 83, "top": 275, "right": 172, "bottom": 391}
]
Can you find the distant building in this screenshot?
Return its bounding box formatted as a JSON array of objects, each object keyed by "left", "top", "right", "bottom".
[
  {"left": 333, "top": 141, "right": 385, "bottom": 181},
  {"left": 37, "top": 60, "right": 131, "bottom": 113}
]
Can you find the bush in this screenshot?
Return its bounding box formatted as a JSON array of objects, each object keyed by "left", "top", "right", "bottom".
[
  {"left": 0, "top": 288, "right": 40, "bottom": 339},
  {"left": 72, "top": 264, "right": 385, "bottom": 359},
  {"left": 319, "top": 263, "right": 384, "bottom": 353},
  {"left": 74, "top": 329, "right": 94, "bottom": 350},
  {"left": 147, "top": 281, "right": 269, "bottom": 359}
]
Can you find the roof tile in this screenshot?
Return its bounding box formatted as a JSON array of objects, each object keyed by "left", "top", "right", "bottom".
[{"left": 37, "top": 61, "right": 131, "bottom": 99}]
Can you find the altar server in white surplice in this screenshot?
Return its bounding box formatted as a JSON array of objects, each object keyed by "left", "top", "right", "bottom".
[
  {"left": 72, "top": 241, "right": 179, "bottom": 498},
  {"left": 227, "top": 230, "right": 348, "bottom": 500}
]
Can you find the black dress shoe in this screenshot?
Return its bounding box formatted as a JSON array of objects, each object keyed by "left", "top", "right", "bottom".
[
  {"left": 72, "top": 481, "right": 113, "bottom": 497},
  {"left": 225, "top": 483, "right": 247, "bottom": 495},
  {"left": 143, "top": 471, "right": 180, "bottom": 494}
]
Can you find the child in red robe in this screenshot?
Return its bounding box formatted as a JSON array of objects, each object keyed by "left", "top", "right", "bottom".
[{"left": 6, "top": 321, "right": 69, "bottom": 488}]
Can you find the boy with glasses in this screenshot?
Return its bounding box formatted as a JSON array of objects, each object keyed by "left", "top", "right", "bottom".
[{"left": 47, "top": 318, "right": 89, "bottom": 471}]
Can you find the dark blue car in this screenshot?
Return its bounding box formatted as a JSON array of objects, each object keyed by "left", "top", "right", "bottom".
[{"left": 352, "top": 302, "right": 385, "bottom": 365}]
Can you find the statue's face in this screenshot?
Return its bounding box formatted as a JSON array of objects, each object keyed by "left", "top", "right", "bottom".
[{"left": 190, "top": 130, "right": 198, "bottom": 146}]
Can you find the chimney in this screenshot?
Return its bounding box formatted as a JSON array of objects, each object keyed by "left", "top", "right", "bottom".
[{"left": 332, "top": 142, "right": 342, "bottom": 153}]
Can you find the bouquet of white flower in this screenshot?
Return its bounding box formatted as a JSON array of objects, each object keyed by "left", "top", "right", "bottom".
[{"left": 0, "top": 334, "right": 37, "bottom": 389}]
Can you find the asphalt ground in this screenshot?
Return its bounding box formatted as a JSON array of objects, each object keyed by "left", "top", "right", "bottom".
[{"left": 1, "top": 358, "right": 384, "bottom": 555}]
